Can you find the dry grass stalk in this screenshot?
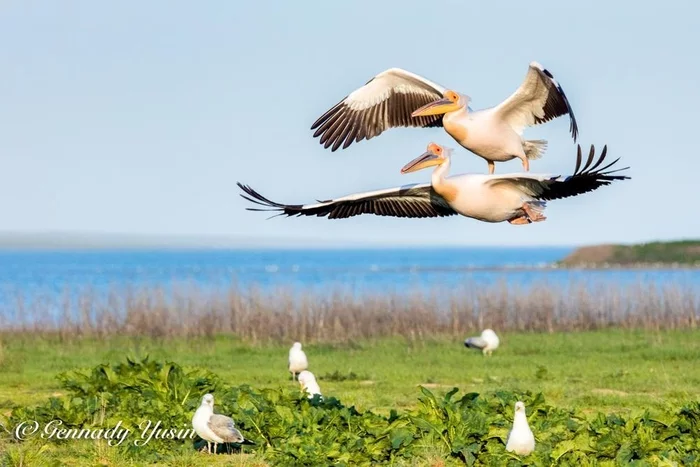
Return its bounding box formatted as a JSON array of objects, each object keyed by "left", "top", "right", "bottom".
[{"left": 0, "top": 281, "right": 697, "bottom": 343}]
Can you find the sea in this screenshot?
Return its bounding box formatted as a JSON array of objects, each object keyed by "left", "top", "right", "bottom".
[{"left": 1, "top": 248, "right": 698, "bottom": 315}]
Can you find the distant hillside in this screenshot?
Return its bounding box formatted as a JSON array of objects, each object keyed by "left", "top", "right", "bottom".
[{"left": 560, "top": 240, "right": 700, "bottom": 266}]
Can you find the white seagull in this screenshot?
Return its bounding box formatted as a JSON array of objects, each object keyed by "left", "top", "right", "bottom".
[
  {"left": 298, "top": 370, "right": 322, "bottom": 398},
  {"left": 310, "top": 62, "right": 578, "bottom": 173},
  {"left": 238, "top": 143, "right": 629, "bottom": 225},
  {"left": 464, "top": 329, "right": 500, "bottom": 356},
  {"left": 505, "top": 401, "right": 536, "bottom": 456},
  {"left": 288, "top": 342, "right": 308, "bottom": 381},
  {"left": 191, "top": 394, "right": 244, "bottom": 454}
]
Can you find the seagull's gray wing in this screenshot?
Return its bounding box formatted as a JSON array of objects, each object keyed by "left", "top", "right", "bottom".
[
  {"left": 464, "top": 337, "right": 487, "bottom": 350},
  {"left": 208, "top": 414, "right": 244, "bottom": 443}
]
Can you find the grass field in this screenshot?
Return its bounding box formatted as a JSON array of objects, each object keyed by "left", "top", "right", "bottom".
[{"left": 1, "top": 329, "right": 699, "bottom": 465}]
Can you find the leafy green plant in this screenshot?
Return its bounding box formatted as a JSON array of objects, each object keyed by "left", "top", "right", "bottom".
[
  {"left": 3, "top": 358, "right": 700, "bottom": 465},
  {"left": 7, "top": 356, "right": 220, "bottom": 462}
]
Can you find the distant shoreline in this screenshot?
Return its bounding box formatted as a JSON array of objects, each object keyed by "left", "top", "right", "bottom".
[
  {"left": 559, "top": 240, "right": 700, "bottom": 267},
  {"left": 0, "top": 234, "right": 699, "bottom": 270}
]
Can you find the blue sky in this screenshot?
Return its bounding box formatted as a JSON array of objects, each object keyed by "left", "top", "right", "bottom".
[{"left": 1, "top": 1, "right": 698, "bottom": 246}]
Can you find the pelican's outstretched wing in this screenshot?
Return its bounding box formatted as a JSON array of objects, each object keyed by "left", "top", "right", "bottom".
[
  {"left": 310, "top": 68, "right": 447, "bottom": 151},
  {"left": 492, "top": 62, "right": 579, "bottom": 140},
  {"left": 485, "top": 145, "right": 630, "bottom": 200},
  {"left": 238, "top": 182, "right": 457, "bottom": 219}
]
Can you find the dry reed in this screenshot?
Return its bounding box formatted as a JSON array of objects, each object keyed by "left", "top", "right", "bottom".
[{"left": 0, "top": 281, "right": 697, "bottom": 343}]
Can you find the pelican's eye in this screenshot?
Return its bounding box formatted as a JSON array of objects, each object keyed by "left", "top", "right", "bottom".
[{"left": 427, "top": 143, "right": 442, "bottom": 154}]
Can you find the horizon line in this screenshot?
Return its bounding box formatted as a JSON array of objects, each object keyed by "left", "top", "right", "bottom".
[{"left": 0, "top": 230, "right": 696, "bottom": 251}]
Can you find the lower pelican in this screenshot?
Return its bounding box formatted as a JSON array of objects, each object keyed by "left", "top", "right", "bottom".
[{"left": 238, "top": 143, "right": 629, "bottom": 225}]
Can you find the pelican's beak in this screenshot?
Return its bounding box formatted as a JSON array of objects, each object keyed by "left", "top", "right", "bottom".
[
  {"left": 401, "top": 151, "right": 442, "bottom": 174},
  {"left": 411, "top": 97, "right": 461, "bottom": 117}
]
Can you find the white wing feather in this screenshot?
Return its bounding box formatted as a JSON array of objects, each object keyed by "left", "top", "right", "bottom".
[
  {"left": 344, "top": 68, "right": 447, "bottom": 111},
  {"left": 310, "top": 68, "right": 448, "bottom": 151},
  {"left": 491, "top": 62, "right": 578, "bottom": 139}
]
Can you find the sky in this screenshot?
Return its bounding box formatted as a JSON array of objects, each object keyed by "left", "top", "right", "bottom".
[{"left": 1, "top": 1, "right": 698, "bottom": 247}]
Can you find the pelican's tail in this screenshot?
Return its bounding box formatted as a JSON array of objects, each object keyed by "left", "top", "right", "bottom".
[{"left": 523, "top": 139, "right": 548, "bottom": 160}]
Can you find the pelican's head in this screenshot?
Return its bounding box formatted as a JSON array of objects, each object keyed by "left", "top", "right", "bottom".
[
  {"left": 201, "top": 393, "right": 215, "bottom": 407},
  {"left": 514, "top": 401, "right": 526, "bottom": 413},
  {"left": 411, "top": 90, "right": 469, "bottom": 117},
  {"left": 401, "top": 142, "right": 451, "bottom": 174},
  {"left": 292, "top": 342, "right": 302, "bottom": 350}
]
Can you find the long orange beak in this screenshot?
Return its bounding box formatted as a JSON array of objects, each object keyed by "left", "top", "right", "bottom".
[
  {"left": 411, "top": 98, "right": 461, "bottom": 117},
  {"left": 401, "top": 151, "right": 443, "bottom": 174}
]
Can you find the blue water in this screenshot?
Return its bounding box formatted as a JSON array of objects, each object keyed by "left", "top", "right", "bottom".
[{"left": 0, "top": 248, "right": 698, "bottom": 320}]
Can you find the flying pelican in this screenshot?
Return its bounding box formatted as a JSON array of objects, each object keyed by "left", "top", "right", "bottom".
[
  {"left": 310, "top": 62, "right": 578, "bottom": 174},
  {"left": 237, "top": 143, "right": 629, "bottom": 225},
  {"left": 464, "top": 329, "right": 500, "bottom": 356}
]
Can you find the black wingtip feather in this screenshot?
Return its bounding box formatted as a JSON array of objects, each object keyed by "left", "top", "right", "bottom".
[
  {"left": 580, "top": 144, "right": 596, "bottom": 173},
  {"left": 537, "top": 144, "right": 630, "bottom": 201},
  {"left": 533, "top": 63, "right": 580, "bottom": 142}
]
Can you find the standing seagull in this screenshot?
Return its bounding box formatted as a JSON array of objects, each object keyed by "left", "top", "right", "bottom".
[
  {"left": 464, "top": 329, "right": 500, "bottom": 356},
  {"left": 505, "top": 401, "right": 536, "bottom": 456},
  {"left": 298, "top": 370, "right": 322, "bottom": 398},
  {"left": 288, "top": 342, "right": 308, "bottom": 381},
  {"left": 310, "top": 62, "right": 578, "bottom": 173},
  {"left": 192, "top": 394, "right": 244, "bottom": 454}
]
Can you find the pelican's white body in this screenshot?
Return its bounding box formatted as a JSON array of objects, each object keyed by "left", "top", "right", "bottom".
[
  {"left": 298, "top": 370, "right": 322, "bottom": 398},
  {"left": 432, "top": 158, "right": 552, "bottom": 223},
  {"left": 288, "top": 342, "right": 308, "bottom": 379},
  {"left": 446, "top": 175, "right": 527, "bottom": 221},
  {"left": 506, "top": 402, "right": 535, "bottom": 456},
  {"left": 443, "top": 109, "right": 527, "bottom": 163}
]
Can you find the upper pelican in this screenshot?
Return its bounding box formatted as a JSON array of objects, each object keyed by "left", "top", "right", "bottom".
[
  {"left": 238, "top": 143, "right": 628, "bottom": 225},
  {"left": 310, "top": 62, "right": 578, "bottom": 173}
]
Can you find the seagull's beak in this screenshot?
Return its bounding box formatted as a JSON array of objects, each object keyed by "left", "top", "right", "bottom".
[
  {"left": 401, "top": 151, "right": 443, "bottom": 174},
  {"left": 231, "top": 427, "right": 245, "bottom": 443},
  {"left": 412, "top": 97, "right": 461, "bottom": 117}
]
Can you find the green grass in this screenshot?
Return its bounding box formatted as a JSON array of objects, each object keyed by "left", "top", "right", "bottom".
[
  {"left": 561, "top": 239, "right": 700, "bottom": 265},
  {"left": 611, "top": 240, "right": 700, "bottom": 264},
  {"left": 1, "top": 329, "right": 699, "bottom": 465}
]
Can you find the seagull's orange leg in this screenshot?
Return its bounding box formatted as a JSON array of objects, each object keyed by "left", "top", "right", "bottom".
[{"left": 488, "top": 160, "right": 495, "bottom": 174}]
